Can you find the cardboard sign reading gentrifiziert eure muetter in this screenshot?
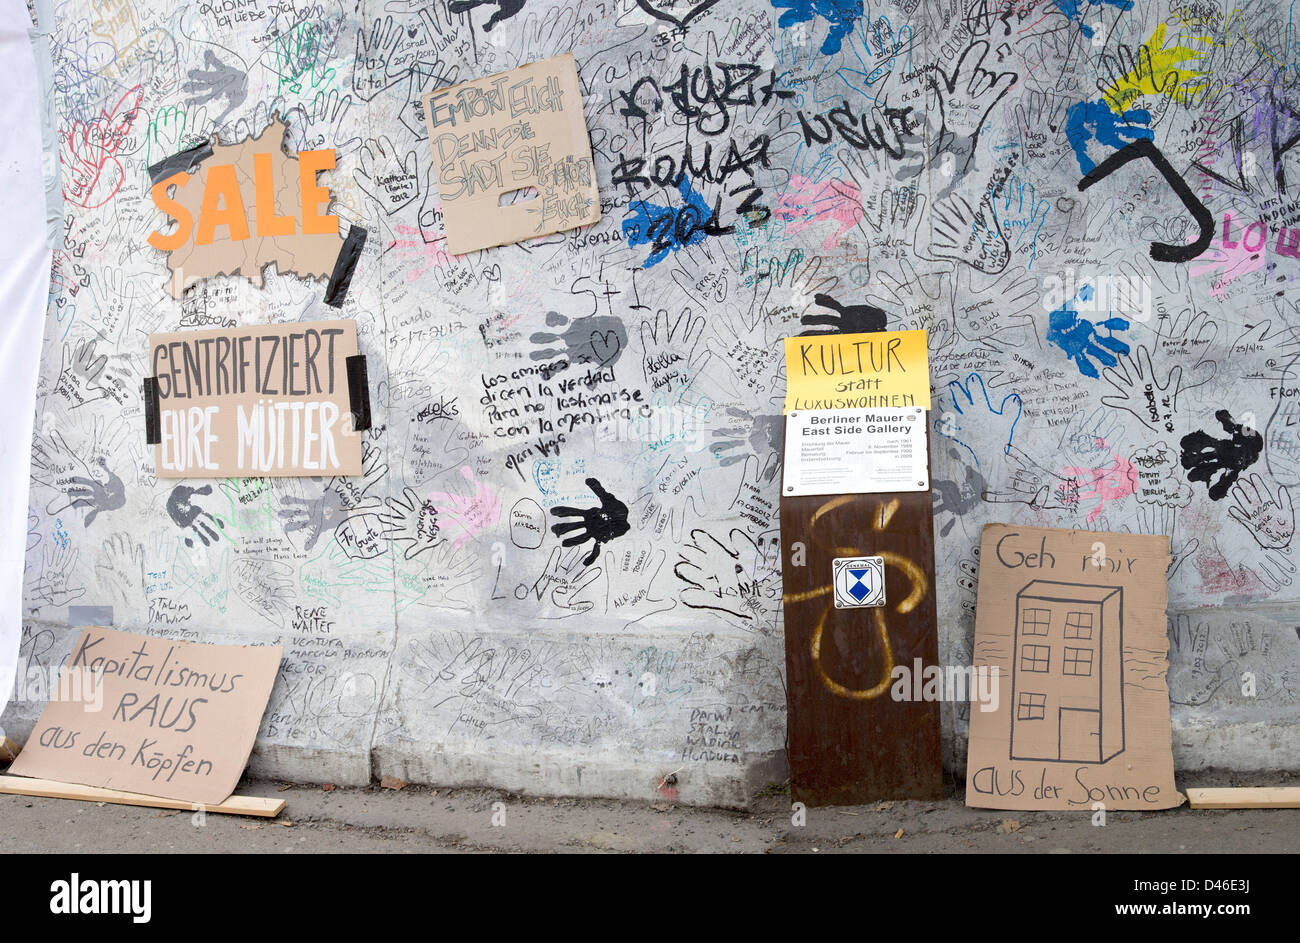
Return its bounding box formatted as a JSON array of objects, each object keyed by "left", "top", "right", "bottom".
[
  {"left": 149, "top": 319, "right": 361, "bottom": 477},
  {"left": 9, "top": 627, "right": 282, "bottom": 805},
  {"left": 965, "top": 525, "right": 1183, "bottom": 810}
]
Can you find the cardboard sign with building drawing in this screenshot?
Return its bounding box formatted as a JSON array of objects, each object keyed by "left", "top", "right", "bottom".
[{"left": 965, "top": 524, "right": 1183, "bottom": 811}]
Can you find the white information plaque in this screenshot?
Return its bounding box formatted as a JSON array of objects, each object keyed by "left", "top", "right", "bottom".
[{"left": 782, "top": 407, "right": 928, "bottom": 496}]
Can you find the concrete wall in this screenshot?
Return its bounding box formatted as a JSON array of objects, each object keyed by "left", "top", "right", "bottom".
[{"left": 5, "top": 0, "right": 1300, "bottom": 807}]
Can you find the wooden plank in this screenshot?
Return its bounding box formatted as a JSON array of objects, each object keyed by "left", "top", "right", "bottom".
[
  {"left": 1186, "top": 787, "right": 1300, "bottom": 809},
  {"left": 780, "top": 422, "right": 943, "bottom": 806},
  {"left": 0, "top": 776, "right": 285, "bottom": 817}
]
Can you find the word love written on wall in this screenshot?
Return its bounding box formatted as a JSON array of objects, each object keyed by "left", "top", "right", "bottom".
[
  {"left": 148, "top": 320, "right": 363, "bottom": 477},
  {"left": 9, "top": 627, "right": 282, "bottom": 804},
  {"left": 966, "top": 525, "right": 1183, "bottom": 812},
  {"left": 423, "top": 52, "right": 600, "bottom": 254},
  {"left": 146, "top": 116, "right": 357, "bottom": 302}
]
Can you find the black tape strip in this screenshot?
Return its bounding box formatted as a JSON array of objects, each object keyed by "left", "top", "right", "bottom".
[
  {"left": 147, "top": 140, "right": 214, "bottom": 185},
  {"left": 325, "top": 225, "right": 368, "bottom": 308},
  {"left": 143, "top": 377, "right": 161, "bottom": 444},
  {"left": 346, "top": 355, "right": 371, "bottom": 432}
]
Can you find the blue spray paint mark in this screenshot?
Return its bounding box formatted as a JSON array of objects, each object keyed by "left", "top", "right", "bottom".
[
  {"left": 1054, "top": 0, "right": 1133, "bottom": 38},
  {"left": 772, "top": 0, "right": 864, "bottom": 56},
  {"left": 1065, "top": 98, "right": 1153, "bottom": 174},
  {"left": 623, "top": 177, "right": 727, "bottom": 268},
  {"left": 1047, "top": 286, "right": 1131, "bottom": 378}
]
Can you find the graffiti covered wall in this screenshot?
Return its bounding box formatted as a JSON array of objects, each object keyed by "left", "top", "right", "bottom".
[{"left": 7, "top": 0, "right": 1300, "bottom": 804}]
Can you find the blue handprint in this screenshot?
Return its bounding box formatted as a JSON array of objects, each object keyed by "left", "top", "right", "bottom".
[
  {"left": 772, "top": 0, "right": 864, "bottom": 55},
  {"left": 623, "top": 177, "right": 725, "bottom": 269},
  {"left": 1047, "top": 287, "right": 1131, "bottom": 379},
  {"left": 1055, "top": 0, "right": 1133, "bottom": 38},
  {"left": 1065, "top": 99, "right": 1153, "bottom": 175}
]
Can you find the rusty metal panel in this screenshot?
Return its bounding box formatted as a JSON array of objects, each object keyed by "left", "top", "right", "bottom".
[{"left": 780, "top": 427, "right": 943, "bottom": 805}]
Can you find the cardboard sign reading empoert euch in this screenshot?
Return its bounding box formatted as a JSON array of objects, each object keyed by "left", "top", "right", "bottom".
[
  {"left": 149, "top": 319, "right": 361, "bottom": 477},
  {"left": 965, "top": 524, "right": 1183, "bottom": 811},
  {"left": 8, "top": 627, "right": 282, "bottom": 805},
  {"left": 782, "top": 330, "right": 931, "bottom": 413},
  {"left": 422, "top": 52, "right": 600, "bottom": 254}
]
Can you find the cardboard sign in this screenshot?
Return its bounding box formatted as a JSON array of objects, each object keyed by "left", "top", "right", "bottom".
[
  {"left": 422, "top": 52, "right": 600, "bottom": 254},
  {"left": 147, "top": 117, "right": 344, "bottom": 298},
  {"left": 9, "top": 627, "right": 282, "bottom": 804},
  {"left": 783, "top": 330, "right": 931, "bottom": 413},
  {"left": 783, "top": 407, "right": 929, "bottom": 495},
  {"left": 149, "top": 319, "right": 362, "bottom": 477},
  {"left": 965, "top": 525, "right": 1183, "bottom": 810}
]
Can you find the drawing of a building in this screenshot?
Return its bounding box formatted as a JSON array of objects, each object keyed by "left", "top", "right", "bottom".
[{"left": 1010, "top": 581, "right": 1124, "bottom": 764}]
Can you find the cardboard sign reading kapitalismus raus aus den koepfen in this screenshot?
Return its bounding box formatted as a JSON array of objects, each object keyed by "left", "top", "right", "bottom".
[{"left": 9, "top": 627, "right": 281, "bottom": 805}]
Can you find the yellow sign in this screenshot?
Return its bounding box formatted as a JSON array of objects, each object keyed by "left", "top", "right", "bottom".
[{"left": 783, "top": 330, "right": 930, "bottom": 412}]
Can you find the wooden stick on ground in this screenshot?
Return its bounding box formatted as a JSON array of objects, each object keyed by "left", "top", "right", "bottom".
[
  {"left": 1185, "top": 787, "right": 1300, "bottom": 809},
  {"left": 0, "top": 775, "right": 284, "bottom": 817}
]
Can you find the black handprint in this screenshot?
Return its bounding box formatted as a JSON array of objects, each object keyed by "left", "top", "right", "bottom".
[
  {"left": 279, "top": 489, "right": 346, "bottom": 551},
  {"left": 66, "top": 459, "right": 126, "bottom": 528},
  {"left": 182, "top": 50, "right": 248, "bottom": 127},
  {"left": 530, "top": 311, "right": 626, "bottom": 367},
  {"left": 449, "top": 0, "right": 528, "bottom": 31},
  {"left": 167, "top": 484, "right": 226, "bottom": 547},
  {"left": 799, "top": 293, "right": 888, "bottom": 335},
  {"left": 549, "top": 478, "right": 629, "bottom": 566},
  {"left": 1180, "top": 409, "right": 1263, "bottom": 501}
]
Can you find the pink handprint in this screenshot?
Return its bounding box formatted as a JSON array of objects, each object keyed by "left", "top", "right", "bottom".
[
  {"left": 1061, "top": 448, "right": 1139, "bottom": 524},
  {"left": 428, "top": 467, "right": 500, "bottom": 549}
]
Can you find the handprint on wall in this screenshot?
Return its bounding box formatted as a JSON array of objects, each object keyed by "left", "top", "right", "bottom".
[
  {"left": 379, "top": 487, "right": 444, "bottom": 559},
  {"left": 449, "top": 0, "right": 528, "bottom": 31},
  {"left": 430, "top": 466, "right": 501, "bottom": 549},
  {"left": 166, "top": 484, "right": 226, "bottom": 548},
  {"left": 28, "top": 544, "right": 86, "bottom": 609},
  {"left": 95, "top": 533, "right": 144, "bottom": 609},
  {"left": 1227, "top": 473, "right": 1295, "bottom": 548},
  {"left": 279, "top": 488, "right": 347, "bottom": 552},
  {"left": 798, "top": 293, "right": 887, "bottom": 335},
  {"left": 710, "top": 409, "right": 783, "bottom": 474},
  {"left": 1180, "top": 410, "right": 1264, "bottom": 501},
  {"left": 926, "top": 191, "right": 1010, "bottom": 273},
  {"left": 1046, "top": 289, "right": 1130, "bottom": 379},
  {"left": 549, "top": 478, "right": 629, "bottom": 567},
  {"left": 936, "top": 371, "right": 1023, "bottom": 473},
  {"left": 65, "top": 458, "right": 126, "bottom": 528},
  {"left": 530, "top": 311, "right": 627, "bottom": 367},
  {"left": 932, "top": 448, "right": 986, "bottom": 537},
  {"left": 674, "top": 526, "right": 775, "bottom": 626}
]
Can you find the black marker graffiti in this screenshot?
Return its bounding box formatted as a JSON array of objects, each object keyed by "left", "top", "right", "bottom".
[{"left": 1078, "top": 139, "right": 1214, "bottom": 263}]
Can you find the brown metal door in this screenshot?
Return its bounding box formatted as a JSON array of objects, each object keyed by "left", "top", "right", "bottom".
[{"left": 779, "top": 424, "right": 943, "bottom": 805}]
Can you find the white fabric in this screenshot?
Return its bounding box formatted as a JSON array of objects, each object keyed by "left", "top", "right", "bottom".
[{"left": 0, "top": 0, "right": 54, "bottom": 712}]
